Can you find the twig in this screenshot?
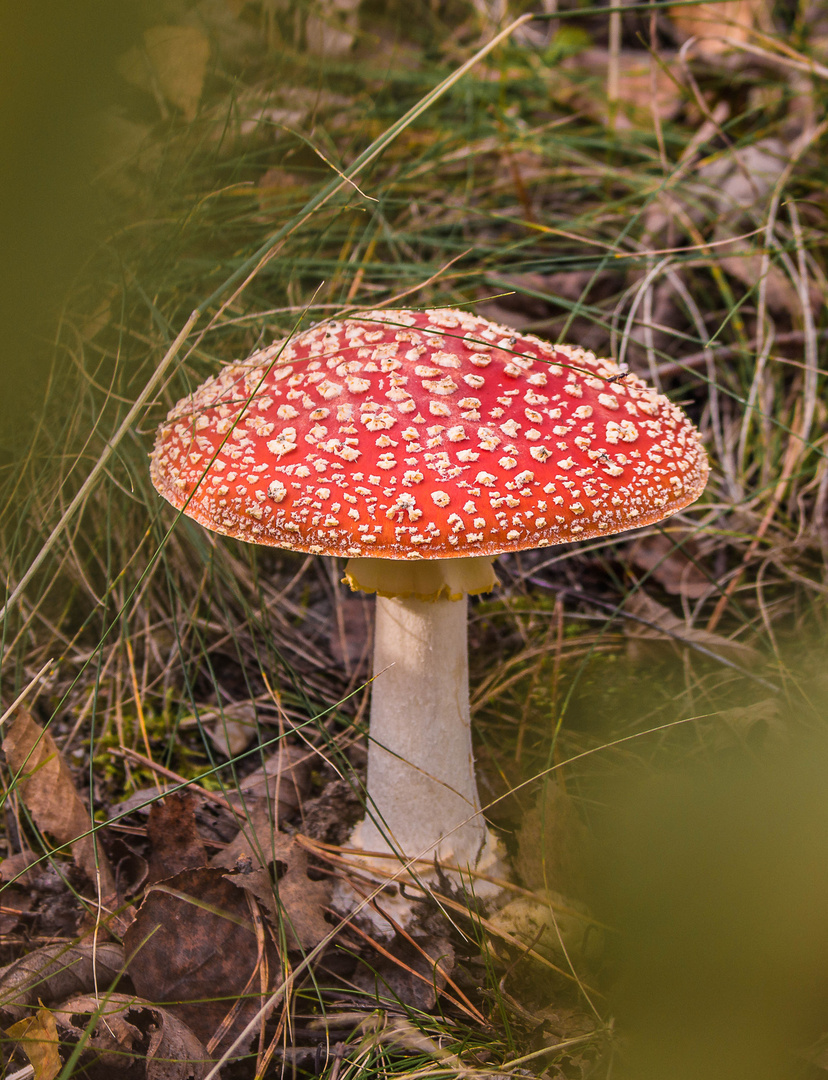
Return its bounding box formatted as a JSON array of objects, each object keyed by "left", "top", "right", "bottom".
[
  {"left": 106, "top": 747, "right": 234, "bottom": 811},
  {"left": 654, "top": 330, "right": 828, "bottom": 381},
  {"left": 502, "top": 1034, "right": 597, "bottom": 1070},
  {"left": 0, "top": 660, "right": 54, "bottom": 728}
]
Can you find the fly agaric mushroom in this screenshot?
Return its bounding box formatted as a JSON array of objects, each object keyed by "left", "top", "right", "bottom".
[{"left": 150, "top": 308, "right": 708, "bottom": 905}]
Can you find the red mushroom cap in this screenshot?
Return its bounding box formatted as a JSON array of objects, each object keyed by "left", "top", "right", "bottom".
[{"left": 150, "top": 308, "right": 708, "bottom": 559}]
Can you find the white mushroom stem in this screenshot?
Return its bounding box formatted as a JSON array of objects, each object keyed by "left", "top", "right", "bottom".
[
  {"left": 353, "top": 592, "right": 493, "bottom": 871},
  {"left": 343, "top": 555, "right": 505, "bottom": 904}
]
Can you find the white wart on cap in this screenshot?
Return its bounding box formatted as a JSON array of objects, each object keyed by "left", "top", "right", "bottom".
[{"left": 150, "top": 308, "right": 708, "bottom": 559}]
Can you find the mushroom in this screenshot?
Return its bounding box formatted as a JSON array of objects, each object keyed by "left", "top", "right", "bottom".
[{"left": 150, "top": 308, "right": 708, "bottom": 909}]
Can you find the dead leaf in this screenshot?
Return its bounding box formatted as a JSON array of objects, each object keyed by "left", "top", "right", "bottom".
[
  {"left": 641, "top": 135, "right": 810, "bottom": 318},
  {"left": 515, "top": 784, "right": 592, "bottom": 900},
  {"left": 256, "top": 168, "right": 308, "bottom": 216},
  {"left": 0, "top": 849, "right": 41, "bottom": 885},
  {"left": 489, "top": 891, "right": 602, "bottom": 968},
  {"left": 146, "top": 792, "right": 208, "bottom": 885},
  {"left": 124, "top": 866, "right": 273, "bottom": 1053},
  {"left": 629, "top": 533, "right": 711, "bottom": 599},
  {"left": 644, "top": 137, "right": 786, "bottom": 243},
  {"left": 120, "top": 25, "right": 210, "bottom": 121},
  {"left": 196, "top": 700, "right": 266, "bottom": 759},
  {"left": 54, "top": 992, "right": 211, "bottom": 1080},
  {"left": 230, "top": 741, "right": 311, "bottom": 816},
  {"left": 701, "top": 140, "right": 789, "bottom": 216},
  {"left": 206, "top": 717, "right": 255, "bottom": 758},
  {"left": 0, "top": 942, "right": 125, "bottom": 1021},
  {"left": 304, "top": 0, "right": 360, "bottom": 57},
  {"left": 301, "top": 778, "right": 369, "bottom": 846},
  {"left": 213, "top": 795, "right": 277, "bottom": 868},
  {"left": 696, "top": 699, "right": 789, "bottom": 752},
  {"left": 555, "top": 49, "right": 684, "bottom": 129},
  {"left": 3, "top": 709, "right": 116, "bottom": 896},
  {"left": 533, "top": 1003, "right": 596, "bottom": 1040},
  {"left": 526, "top": 269, "right": 612, "bottom": 305},
  {"left": 669, "top": 0, "right": 773, "bottom": 55},
  {"left": 0, "top": 887, "right": 33, "bottom": 935},
  {"left": 6, "top": 1006, "right": 62, "bottom": 1080},
  {"left": 212, "top": 825, "right": 332, "bottom": 951},
  {"left": 258, "top": 840, "right": 331, "bottom": 951},
  {"left": 56, "top": 993, "right": 141, "bottom": 1072},
  {"left": 717, "top": 251, "right": 801, "bottom": 315},
  {"left": 698, "top": 140, "right": 807, "bottom": 315},
  {"left": 625, "top": 592, "right": 761, "bottom": 666},
  {"left": 352, "top": 933, "right": 455, "bottom": 1012}
]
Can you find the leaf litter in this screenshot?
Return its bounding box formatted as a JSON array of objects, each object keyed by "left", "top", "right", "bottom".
[
  {"left": 3, "top": 709, "right": 116, "bottom": 898},
  {"left": 0, "top": 703, "right": 421, "bottom": 1073},
  {"left": 53, "top": 993, "right": 210, "bottom": 1080},
  {"left": 124, "top": 865, "right": 275, "bottom": 1056}
]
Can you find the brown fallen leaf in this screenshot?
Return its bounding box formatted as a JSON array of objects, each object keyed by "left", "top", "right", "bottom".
[
  {"left": 669, "top": 0, "right": 773, "bottom": 55},
  {"left": 625, "top": 591, "right": 760, "bottom": 666},
  {"left": 0, "top": 849, "right": 41, "bottom": 885},
  {"left": 555, "top": 49, "right": 684, "bottom": 129},
  {"left": 642, "top": 139, "right": 802, "bottom": 319},
  {"left": 301, "top": 778, "right": 364, "bottom": 846},
  {"left": 489, "top": 890, "right": 601, "bottom": 968},
  {"left": 228, "top": 741, "right": 312, "bottom": 819},
  {"left": 207, "top": 718, "right": 255, "bottom": 758},
  {"left": 696, "top": 699, "right": 789, "bottom": 752},
  {"left": 0, "top": 887, "right": 33, "bottom": 935},
  {"left": 270, "top": 837, "right": 333, "bottom": 950},
  {"left": 212, "top": 823, "right": 332, "bottom": 951},
  {"left": 629, "top": 533, "right": 711, "bottom": 599},
  {"left": 146, "top": 792, "right": 208, "bottom": 885},
  {"left": 3, "top": 709, "right": 115, "bottom": 896},
  {"left": 718, "top": 250, "right": 801, "bottom": 315},
  {"left": 213, "top": 793, "right": 278, "bottom": 868},
  {"left": 352, "top": 932, "right": 455, "bottom": 1012},
  {"left": 119, "top": 25, "right": 210, "bottom": 121},
  {"left": 517, "top": 269, "right": 614, "bottom": 306},
  {"left": 515, "top": 783, "right": 592, "bottom": 901},
  {"left": 243, "top": 842, "right": 331, "bottom": 952},
  {"left": 54, "top": 992, "right": 211, "bottom": 1080},
  {"left": 304, "top": 0, "right": 360, "bottom": 57},
  {"left": 124, "top": 866, "right": 274, "bottom": 1054},
  {"left": 196, "top": 700, "right": 266, "bottom": 759},
  {"left": 6, "top": 1005, "right": 62, "bottom": 1080},
  {"left": 700, "top": 139, "right": 804, "bottom": 316},
  {"left": 533, "top": 1003, "right": 596, "bottom": 1041},
  {"left": 0, "top": 942, "right": 125, "bottom": 1021}
]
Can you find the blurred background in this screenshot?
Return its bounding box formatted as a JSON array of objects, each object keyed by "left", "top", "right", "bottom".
[{"left": 0, "top": 3, "right": 141, "bottom": 447}]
